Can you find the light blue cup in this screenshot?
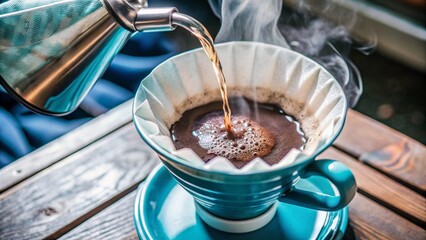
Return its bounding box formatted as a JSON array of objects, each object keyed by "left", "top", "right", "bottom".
[{"left": 133, "top": 42, "right": 356, "bottom": 232}]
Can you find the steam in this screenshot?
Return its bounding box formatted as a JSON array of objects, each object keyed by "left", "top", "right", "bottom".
[
  {"left": 209, "top": 0, "right": 372, "bottom": 107},
  {"left": 281, "top": 20, "right": 350, "bottom": 56},
  {"left": 213, "top": 0, "right": 289, "bottom": 48}
]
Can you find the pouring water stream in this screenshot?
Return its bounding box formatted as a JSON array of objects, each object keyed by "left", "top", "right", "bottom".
[{"left": 172, "top": 13, "right": 233, "bottom": 132}]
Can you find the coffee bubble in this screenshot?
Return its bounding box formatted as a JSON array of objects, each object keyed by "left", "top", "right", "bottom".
[{"left": 193, "top": 115, "right": 275, "bottom": 161}]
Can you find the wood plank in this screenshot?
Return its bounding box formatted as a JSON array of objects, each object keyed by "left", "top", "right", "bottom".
[
  {"left": 59, "top": 191, "right": 139, "bottom": 240},
  {"left": 347, "top": 194, "right": 425, "bottom": 240},
  {"left": 320, "top": 147, "right": 426, "bottom": 226},
  {"left": 0, "top": 124, "right": 159, "bottom": 240},
  {"left": 0, "top": 100, "right": 133, "bottom": 193},
  {"left": 336, "top": 110, "right": 418, "bottom": 156},
  {"left": 360, "top": 141, "right": 425, "bottom": 193},
  {"left": 59, "top": 184, "right": 425, "bottom": 240},
  {"left": 335, "top": 109, "right": 426, "bottom": 193}
]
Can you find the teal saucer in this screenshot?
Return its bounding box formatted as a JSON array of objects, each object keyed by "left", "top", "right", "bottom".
[{"left": 134, "top": 165, "right": 348, "bottom": 240}]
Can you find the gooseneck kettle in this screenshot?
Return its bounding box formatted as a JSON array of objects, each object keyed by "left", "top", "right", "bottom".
[{"left": 0, "top": 0, "right": 179, "bottom": 115}]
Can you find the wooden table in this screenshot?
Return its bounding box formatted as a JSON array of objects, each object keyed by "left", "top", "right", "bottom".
[{"left": 0, "top": 100, "right": 425, "bottom": 240}]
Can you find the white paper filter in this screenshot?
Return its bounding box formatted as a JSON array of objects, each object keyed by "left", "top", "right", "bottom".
[{"left": 134, "top": 41, "right": 346, "bottom": 173}]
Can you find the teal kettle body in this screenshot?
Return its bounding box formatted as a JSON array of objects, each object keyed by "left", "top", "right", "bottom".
[{"left": 0, "top": 0, "right": 177, "bottom": 115}]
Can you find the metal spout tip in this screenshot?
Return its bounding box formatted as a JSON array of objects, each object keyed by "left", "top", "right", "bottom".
[
  {"left": 134, "top": 7, "right": 178, "bottom": 32},
  {"left": 102, "top": 0, "right": 178, "bottom": 32}
]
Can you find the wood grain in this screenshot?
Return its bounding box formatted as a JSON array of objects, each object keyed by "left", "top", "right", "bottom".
[
  {"left": 0, "top": 124, "right": 159, "bottom": 240},
  {"left": 1, "top": 102, "right": 424, "bottom": 239},
  {"left": 360, "top": 141, "right": 425, "bottom": 193},
  {"left": 0, "top": 100, "right": 133, "bottom": 193},
  {"left": 335, "top": 109, "right": 426, "bottom": 193},
  {"left": 59, "top": 191, "right": 139, "bottom": 240},
  {"left": 320, "top": 147, "right": 426, "bottom": 226},
  {"left": 348, "top": 194, "right": 426, "bottom": 240},
  {"left": 59, "top": 185, "right": 425, "bottom": 240}
]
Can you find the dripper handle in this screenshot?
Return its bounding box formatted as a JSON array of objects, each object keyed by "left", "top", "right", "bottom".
[{"left": 279, "top": 160, "right": 357, "bottom": 211}]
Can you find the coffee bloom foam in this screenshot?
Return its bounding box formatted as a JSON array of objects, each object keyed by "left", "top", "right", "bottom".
[{"left": 193, "top": 114, "right": 275, "bottom": 161}]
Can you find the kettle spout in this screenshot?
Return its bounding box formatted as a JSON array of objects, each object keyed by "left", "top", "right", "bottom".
[{"left": 102, "top": 0, "right": 178, "bottom": 32}]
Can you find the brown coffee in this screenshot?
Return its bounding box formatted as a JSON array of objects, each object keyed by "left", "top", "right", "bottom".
[{"left": 171, "top": 97, "right": 306, "bottom": 168}]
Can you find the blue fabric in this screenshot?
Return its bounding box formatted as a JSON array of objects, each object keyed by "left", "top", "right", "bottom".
[
  {"left": 12, "top": 108, "right": 91, "bottom": 147},
  {"left": 104, "top": 32, "right": 178, "bottom": 92},
  {"left": 81, "top": 79, "right": 133, "bottom": 115},
  {"left": 0, "top": 107, "right": 33, "bottom": 168}
]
